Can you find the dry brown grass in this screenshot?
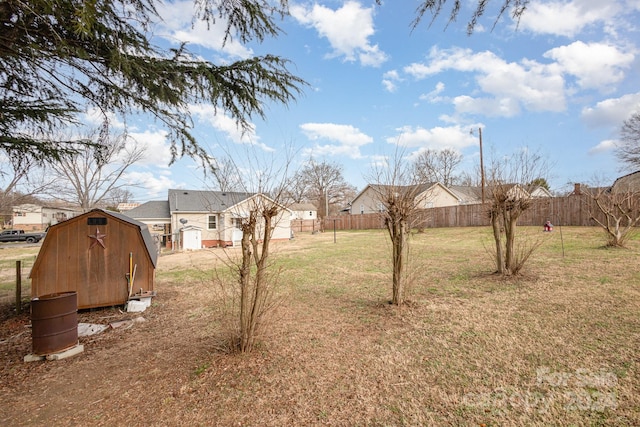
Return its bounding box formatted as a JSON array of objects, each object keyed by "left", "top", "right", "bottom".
[{"left": 0, "top": 227, "right": 638, "bottom": 426}]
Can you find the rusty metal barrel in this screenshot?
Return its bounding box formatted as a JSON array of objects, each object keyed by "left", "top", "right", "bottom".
[{"left": 31, "top": 292, "right": 78, "bottom": 355}]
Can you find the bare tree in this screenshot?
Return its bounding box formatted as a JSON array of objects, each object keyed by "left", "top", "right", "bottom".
[
  {"left": 106, "top": 188, "right": 135, "bottom": 209},
  {"left": 485, "top": 149, "right": 549, "bottom": 276},
  {"left": 368, "top": 151, "right": 427, "bottom": 305},
  {"left": 210, "top": 157, "right": 244, "bottom": 193},
  {"left": 208, "top": 149, "right": 293, "bottom": 353},
  {"left": 412, "top": 148, "right": 463, "bottom": 186},
  {"left": 294, "top": 158, "right": 355, "bottom": 218},
  {"left": 457, "top": 170, "right": 480, "bottom": 187},
  {"left": 588, "top": 181, "right": 640, "bottom": 247},
  {"left": 236, "top": 193, "right": 284, "bottom": 352},
  {"left": 615, "top": 112, "right": 640, "bottom": 170},
  {"left": 0, "top": 152, "right": 55, "bottom": 223},
  {"left": 49, "top": 121, "right": 144, "bottom": 210},
  {"left": 283, "top": 177, "right": 309, "bottom": 205}
]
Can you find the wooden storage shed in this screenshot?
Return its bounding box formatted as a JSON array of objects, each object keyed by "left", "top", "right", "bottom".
[{"left": 30, "top": 209, "right": 158, "bottom": 309}]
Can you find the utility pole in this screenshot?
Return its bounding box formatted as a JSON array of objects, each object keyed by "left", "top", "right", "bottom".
[{"left": 479, "top": 128, "right": 485, "bottom": 204}]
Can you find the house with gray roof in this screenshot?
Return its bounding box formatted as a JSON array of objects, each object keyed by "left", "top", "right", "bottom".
[
  {"left": 125, "top": 189, "right": 292, "bottom": 249},
  {"left": 168, "top": 189, "right": 292, "bottom": 248},
  {"left": 610, "top": 170, "right": 640, "bottom": 193},
  {"left": 288, "top": 202, "right": 318, "bottom": 220},
  {"left": 124, "top": 200, "right": 172, "bottom": 246},
  {"left": 447, "top": 185, "right": 484, "bottom": 205},
  {"left": 350, "top": 183, "right": 459, "bottom": 214}
]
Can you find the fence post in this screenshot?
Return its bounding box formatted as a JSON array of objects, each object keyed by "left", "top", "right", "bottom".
[{"left": 15, "top": 260, "right": 22, "bottom": 315}]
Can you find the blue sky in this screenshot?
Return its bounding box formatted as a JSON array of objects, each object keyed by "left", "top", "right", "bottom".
[{"left": 110, "top": 0, "right": 640, "bottom": 201}]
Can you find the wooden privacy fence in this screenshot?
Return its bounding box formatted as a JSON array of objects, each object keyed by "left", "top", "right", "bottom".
[
  {"left": 290, "top": 219, "right": 322, "bottom": 233},
  {"left": 323, "top": 196, "right": 608, "bottom": 231}
]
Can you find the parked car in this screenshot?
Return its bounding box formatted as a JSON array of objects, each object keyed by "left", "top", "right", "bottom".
[{"left": 0, "top": 229, "right": 46, "bottom": 243}]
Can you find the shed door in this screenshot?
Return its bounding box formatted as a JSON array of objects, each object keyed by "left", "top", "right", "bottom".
[
  {"left": 232, "top": 218, "right": 243, "bottom": 246},
  {"left": 183, "top": 229, "right": 201, "bottom": 250}
]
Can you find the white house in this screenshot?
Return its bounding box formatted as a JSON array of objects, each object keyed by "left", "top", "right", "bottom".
[
  {"left": 350, "top": 183, "right": 460, "bottom": 214},
  {"left": 12, "top": 204, "right": 81, "bottom": 231},
  {"left": 288, "top": 203, "right": 318, "bottom": 220},
  {"left": 529, "top": 186, "right": 553, "bottom": 198},
  {"left": 168, "top": 189, "right": 292, "bottom": 249}
]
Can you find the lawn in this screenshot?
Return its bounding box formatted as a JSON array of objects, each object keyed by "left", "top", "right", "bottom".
[{"left": 0, "top": 226, "right": 638, "bottom": 426}]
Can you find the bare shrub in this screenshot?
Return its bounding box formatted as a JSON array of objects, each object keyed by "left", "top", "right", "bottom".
[{"left": 589, "top": 187, "right": 640, "bottom": 247}]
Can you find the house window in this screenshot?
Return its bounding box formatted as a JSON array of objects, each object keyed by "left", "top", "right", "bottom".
[
  {"left": 14, "top": 212, "right": 25, "bottom": 217},
  {"left": 234, "top": 218, "right": 243, "bottom": 229},
  {"left": 208, "top": 215, "right": 217, "bottom": 230}
]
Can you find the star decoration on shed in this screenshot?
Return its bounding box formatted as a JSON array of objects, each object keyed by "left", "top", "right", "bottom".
[{"left": 88, "top": 228, "right": 107, "bottom": 249}]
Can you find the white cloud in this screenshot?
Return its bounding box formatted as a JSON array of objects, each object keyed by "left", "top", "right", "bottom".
[
  {"left": 123, "top": 170, "right": 178, "bottom": 200},
  {"left": 299, "top": 122, "right": 373, "bottom": 158},
  {"left": 387, "top": 125, "right": 478, "bottom": 150},
  {"left": 404, "top": 47, "right": 566, "bottom": 116},
  {"left": 589, "top": 139, "right": 617, "bottom": 154},
  {"left": 189, "top": 105, "right": 273, "bottom": 151},
  {"left": 368, "top": 154, "right": 388, "bottom": 169},
  {"left": 517, "top": 1, "right": 623, "bottom": 37},
  {"left": 80, "top": 110, "right": 173, "bottom": 167},
  {"left": 419, "top": 82, "right": 446, "bottom": 103},
  {"left": 126, "top": 130, "right": 172, "bottom": 167},
  {"left": 545, "top": 41, "right": 634, "bottom": 90},
  {"left": 382, "top": 70, "right": 401, "bottom": 92},
  {"left": 452, "top": 96, "right": 522, "bottom": 117},
  {"left": 581, "top": 92, "right": 640, "bottom": 128},
  {"left": 155, "top": 0, "right": 252, "bottom": 59},
  {"left": 291, "top": 1, "right": 388, "bottom": 67},
  {"left": 83, "top": 108, "right": 126, "bottom": 130}
]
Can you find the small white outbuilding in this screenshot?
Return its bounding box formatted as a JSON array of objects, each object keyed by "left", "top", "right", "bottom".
[{"left": 180, "top": 225, "right": 202, "bottom": 250}]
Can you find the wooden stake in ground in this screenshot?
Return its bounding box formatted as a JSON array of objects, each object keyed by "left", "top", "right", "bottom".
[{"left": 15, "top": 260, "right": 21, "bottom": 315}]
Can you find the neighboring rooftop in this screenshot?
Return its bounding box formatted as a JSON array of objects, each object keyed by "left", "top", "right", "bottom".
[
  {"left": 124, "top": 201, "right": 170, "bottom": 220},
  {"left": 168, "top": 189, "right": 254, "bottom": 212}
]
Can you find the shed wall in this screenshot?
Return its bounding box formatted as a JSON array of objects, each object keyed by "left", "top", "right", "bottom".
[{"left": 31, "top": 213, "right": 155, "bottom": 309}]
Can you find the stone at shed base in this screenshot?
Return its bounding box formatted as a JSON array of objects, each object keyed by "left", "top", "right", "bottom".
[
  {"left": 24, "top": 344, "right": 84, "bottom": 362},
  {"left": 126, "top": 300, "right": 147, "bottom": 312},
  {"left": 24, "top": 353, "right": 45, "bottom": 362}
]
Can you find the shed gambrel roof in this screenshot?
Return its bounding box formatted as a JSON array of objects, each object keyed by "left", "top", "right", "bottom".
[
  {"left": 95, "top": 209, "right": 159, "bottom": 268},
  {"left": 124, "top": 200, "right": 170, "bottom": 220},
  {"left": 168, "top": 189, "right": 254, "bottom": 213},
  {"left": 32, "top": 208, "right": 159, "bottom": 270}
]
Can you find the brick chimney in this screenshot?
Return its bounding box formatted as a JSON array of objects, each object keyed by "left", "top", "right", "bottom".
[{"left": 573, "top": 183, "right": 582, "bottom": 195}]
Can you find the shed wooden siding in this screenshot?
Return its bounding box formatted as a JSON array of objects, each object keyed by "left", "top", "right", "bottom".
[{"left": 30, "top": 212, "right": 155, "bottom": 309}]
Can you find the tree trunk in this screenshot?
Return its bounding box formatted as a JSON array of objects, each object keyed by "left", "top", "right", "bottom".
[
  {"left": 388, "top": 216, "right": 407, "bottom": 306},
  {"left": 504, "top": 213, "right": 517, "bottom": 275},
  {"left": 239, "top": 207, "right": 277, "bottom": 353},
  {"left": 491, "top": 209, "right": 504, "bottom": 274},
  {"left": 239, "top": 213, "right": 256, "bottom": 353}
]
